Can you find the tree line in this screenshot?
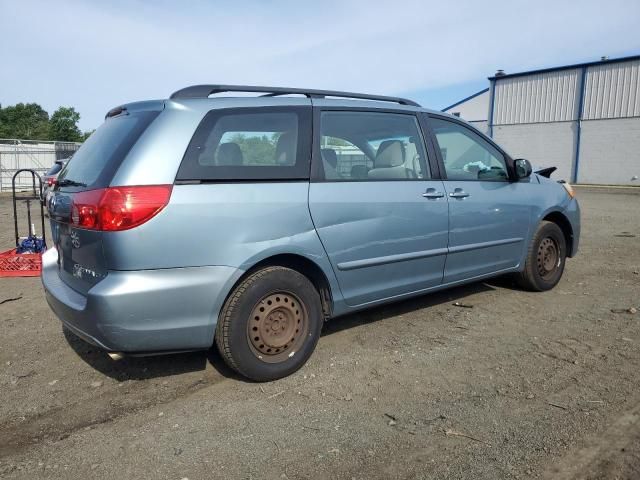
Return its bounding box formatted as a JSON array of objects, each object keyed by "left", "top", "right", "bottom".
[{"left": 0, "top": 103, "right": 94, "bottom": 142}]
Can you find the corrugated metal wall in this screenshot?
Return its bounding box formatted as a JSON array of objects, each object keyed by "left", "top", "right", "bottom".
[
  {"left": 582, "top": 59, "right": 640, "bottom": 119},
  {"left": 490, "top": 57, "right": 640, "bottom": 185},
  {"left": 493, "top": 69, "right": 581, "bottom": 124}
]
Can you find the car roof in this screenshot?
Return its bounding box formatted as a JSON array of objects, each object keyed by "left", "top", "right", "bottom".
[
  {"left": 161, "top": 84, "right": 443, "bottom": 116},
  {"left": 113, "top": 85, "right": 453, "bottom": 120},
  {"left": 164, "top": 96, "right": 439, "bottom": 113},
  {"left": 170, "top": 84, "right": 421, "bottom": 106}
]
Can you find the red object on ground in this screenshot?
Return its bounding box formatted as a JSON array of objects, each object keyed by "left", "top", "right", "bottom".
[{"left": 0, "top": 249, "right": 42, "bottom": 277}]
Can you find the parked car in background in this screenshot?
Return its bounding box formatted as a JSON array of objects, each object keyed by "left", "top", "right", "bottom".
[
  {"left": 40, "top": 157, "right": 69, "bottom": 205},
  {"left": 42, "top": 85, "right": 580, "bottom": 381}
]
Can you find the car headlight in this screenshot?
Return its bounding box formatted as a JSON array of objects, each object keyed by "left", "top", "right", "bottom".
[{"left": 560, "top": 181, "right": 575, "bottom": 198}]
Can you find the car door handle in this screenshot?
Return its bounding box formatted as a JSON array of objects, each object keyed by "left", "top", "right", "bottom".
[
  {"left": 422, "top": 188, "right": 445, "bottom": 199},
  {"left": 449, "top": 189, "right": 470, "bottom": 199}
]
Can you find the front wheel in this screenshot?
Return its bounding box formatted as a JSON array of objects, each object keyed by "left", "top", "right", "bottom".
[
  {"left": 516, "top": 221, "right": 567, "bottom": 291},
  {"left": 215, "top": 266, "right": 323, "bottom": 381}
]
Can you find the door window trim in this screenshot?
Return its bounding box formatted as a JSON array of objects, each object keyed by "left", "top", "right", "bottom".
[
  {"left": 424, "top": 113, "right": 517, "bottom": 182},
  {"left": 310, "top": 107, "right": 436, "bottom": 183}
]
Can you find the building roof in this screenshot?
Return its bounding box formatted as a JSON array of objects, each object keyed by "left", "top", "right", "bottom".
[
  {"left": 488, "top": 54, "right": 640, "bottom": 81},
  {"left": 441, "top": 88, "right": 489, "bottom": 112}
]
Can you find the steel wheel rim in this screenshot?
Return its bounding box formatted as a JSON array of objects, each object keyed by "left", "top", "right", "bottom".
[
  {"left": 247, "top": 291, "right": 309, "bottom": 363},
  {"left": 537, "top": 236, "right": 560, "bottom": 280}
]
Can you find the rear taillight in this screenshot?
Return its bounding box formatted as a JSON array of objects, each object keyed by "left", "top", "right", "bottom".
[
  {"left": 47, "top": 177, "right": 56, "bottom": 186},
  {"left": 71, "top": 185, "right": 172, "bottom": 231}
]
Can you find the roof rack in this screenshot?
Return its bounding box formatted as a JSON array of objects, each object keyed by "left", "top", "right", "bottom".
[{"left": 169, "top": 84, "right": 420, "bottom": 107}]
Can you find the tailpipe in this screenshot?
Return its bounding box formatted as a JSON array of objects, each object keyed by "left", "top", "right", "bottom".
[{"left": 107, "top": 352, "right": 125, "bottom": 361}]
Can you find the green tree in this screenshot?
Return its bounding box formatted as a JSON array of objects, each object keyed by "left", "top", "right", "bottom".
[
  {"left": 324, "top": 136, "right": 351, "bottom": 147},
  {"left": 49, "top": 107, "right": 82, "bottom": 142},
  {"left": 0, "top": 103, "right": 50, "bottom": 140},
  {"left": 229, "top": 133, "right": 278, "bottom": 164},
  {"left": 81, "top": 129, "right": 95, "bottom": 142}
]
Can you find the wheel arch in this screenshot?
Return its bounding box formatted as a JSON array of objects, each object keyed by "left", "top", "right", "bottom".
[
  {"left": 542, "top": 211, "right": 575, "bottom": 257},
  {"left": 227, "top": 253, "right": 335, "bottom": 320}
]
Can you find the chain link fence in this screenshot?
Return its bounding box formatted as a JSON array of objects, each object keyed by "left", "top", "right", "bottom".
[{"left": 0, "top": 139, "right": 81, "bottom": 192}]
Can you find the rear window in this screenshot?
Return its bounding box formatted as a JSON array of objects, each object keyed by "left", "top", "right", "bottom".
[
  {"left": 177, "top": 106, "right": 311, "bottom": 181},
  {"left": 46, "top": 162, "right": 63, "bottom": 176},
  {"left": 57, "top": 110, "right": 159, "bottom": 190}
]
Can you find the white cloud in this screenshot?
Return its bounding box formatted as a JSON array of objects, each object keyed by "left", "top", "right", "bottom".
[{"left": 1, "top": 0, "right": 638, "bottom": 129}]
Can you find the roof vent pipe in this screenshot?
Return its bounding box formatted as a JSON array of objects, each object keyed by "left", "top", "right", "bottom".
[
  {"left": 601, "top": 56, "right": 609, "bottom": 61},
  {"left": 495, "top": 69, "right": 506, "bottom": 77}
]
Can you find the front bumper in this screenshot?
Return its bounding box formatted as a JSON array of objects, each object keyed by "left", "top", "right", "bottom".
[
  {"left": 565, "top": 197, "right": 581, "bottom": 257},
  {"left": 41, "top": 248, "right": 243, "bottom": 352}
]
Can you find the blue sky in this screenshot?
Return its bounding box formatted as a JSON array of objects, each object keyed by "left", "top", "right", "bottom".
[{"left": 1, "top": 0, "right": 639, "bottom": 131}]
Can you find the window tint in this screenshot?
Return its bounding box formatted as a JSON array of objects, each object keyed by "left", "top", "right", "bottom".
[
  {"left": 320, "top": 137, "right": 370, "bottom": 179},
  {"left": 430, "top": 118, "right": 509, "bottom": 181},
  {"left": 178, "top": 107, "right": 311, "bottom": 181},
  {"left": 319, "top": 111, "right": 429, "bottom": 181},
  {"left": 57, "top": 110, "right": 159, "bottom": 189}
]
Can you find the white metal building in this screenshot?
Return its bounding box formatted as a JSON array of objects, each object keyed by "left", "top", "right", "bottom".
[
  {"left": 441, "top": 88, "right": 490, "bottom": 134},
  {"left": 443, "top": 55, "right": 640, "bottom": 185}
]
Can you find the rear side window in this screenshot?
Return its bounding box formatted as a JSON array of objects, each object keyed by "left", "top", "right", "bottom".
[
  {"left": 57, "top": 110, "right": 159, "bottom": 190},
  {"left": 177, "top": 107, "right": 312, "bottom": 181}
]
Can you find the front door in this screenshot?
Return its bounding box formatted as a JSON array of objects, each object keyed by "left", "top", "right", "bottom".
[
  {"left": 428, "top": 116, "right": 532, "bottom": 284},
  {"left": 309, "top": 109, "right": 449, "bottom": 306}
]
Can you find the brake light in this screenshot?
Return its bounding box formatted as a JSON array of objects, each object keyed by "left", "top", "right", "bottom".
[
  {"left": 71, "top": 185, "right": 172, "bottom": 231},
  {"left": 47, "top": 177, "right": 56, "bottom": 186}
]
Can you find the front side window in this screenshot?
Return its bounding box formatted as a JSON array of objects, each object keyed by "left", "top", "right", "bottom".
[
  {"left": 318, "top": 111, "right": 429, "bottom": 181},
  {"left": 430, "top": 117, "right": 509, "bottom": 181},
  {"left": 178, "top": 107, "right": 311, "bottom": 181}
]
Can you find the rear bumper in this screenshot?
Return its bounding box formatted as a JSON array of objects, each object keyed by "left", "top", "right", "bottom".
[{"left": 41, "top": 248, "right": 243, "bottom": 352}]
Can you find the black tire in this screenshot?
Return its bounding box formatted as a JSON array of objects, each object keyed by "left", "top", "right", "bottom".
[
  {"left": 215, "top": 266, "right": 323, "bottom": 381},
  {"left": 515, "top": 221, "right": 567, "bottom": 292}
]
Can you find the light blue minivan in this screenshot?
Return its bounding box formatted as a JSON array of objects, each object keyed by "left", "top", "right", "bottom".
[{"left": 42, "top": 85, "right": 580, "bottom": 380}]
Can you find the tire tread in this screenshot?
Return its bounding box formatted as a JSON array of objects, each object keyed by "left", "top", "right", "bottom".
[
  {"left": 215, "top": 266, "right": 314, "bottom": 380},
  {"left": 516, "top": 221, "right": 565, "bottom": 292}
]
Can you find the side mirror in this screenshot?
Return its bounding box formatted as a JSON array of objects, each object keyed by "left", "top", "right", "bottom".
[{"left": 514, "top": 158, "right": 532, "bottom": 179}]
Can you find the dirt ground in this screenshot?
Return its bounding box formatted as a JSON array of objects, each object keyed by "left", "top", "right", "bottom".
[{"left": 0, "top": 187, "right": 639, "bottom": 480}]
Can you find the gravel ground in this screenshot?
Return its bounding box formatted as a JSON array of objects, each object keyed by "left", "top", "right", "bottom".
[{"left": 0, "top": 187, "right": 639, "bottom": 480}]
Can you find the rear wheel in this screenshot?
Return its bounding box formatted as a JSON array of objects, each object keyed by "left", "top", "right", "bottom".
[
  {"left": 516, "top": 221, "right": 567, "bottom": 291},
  {"left": 215, "top": 266, "right": 323, "bottom": 381}
]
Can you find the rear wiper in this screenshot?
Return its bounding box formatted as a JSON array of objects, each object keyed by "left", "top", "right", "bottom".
[{"left": 57, "top": 179, "right": 87, "bottom": 187}]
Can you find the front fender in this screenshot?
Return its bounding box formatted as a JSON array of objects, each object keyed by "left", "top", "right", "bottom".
[
  {"left": 533, "top": 197, "right": 581, "bottom": 258},
  {"left": 562, "top": 197, "right": 581, "bottom": 256}
]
